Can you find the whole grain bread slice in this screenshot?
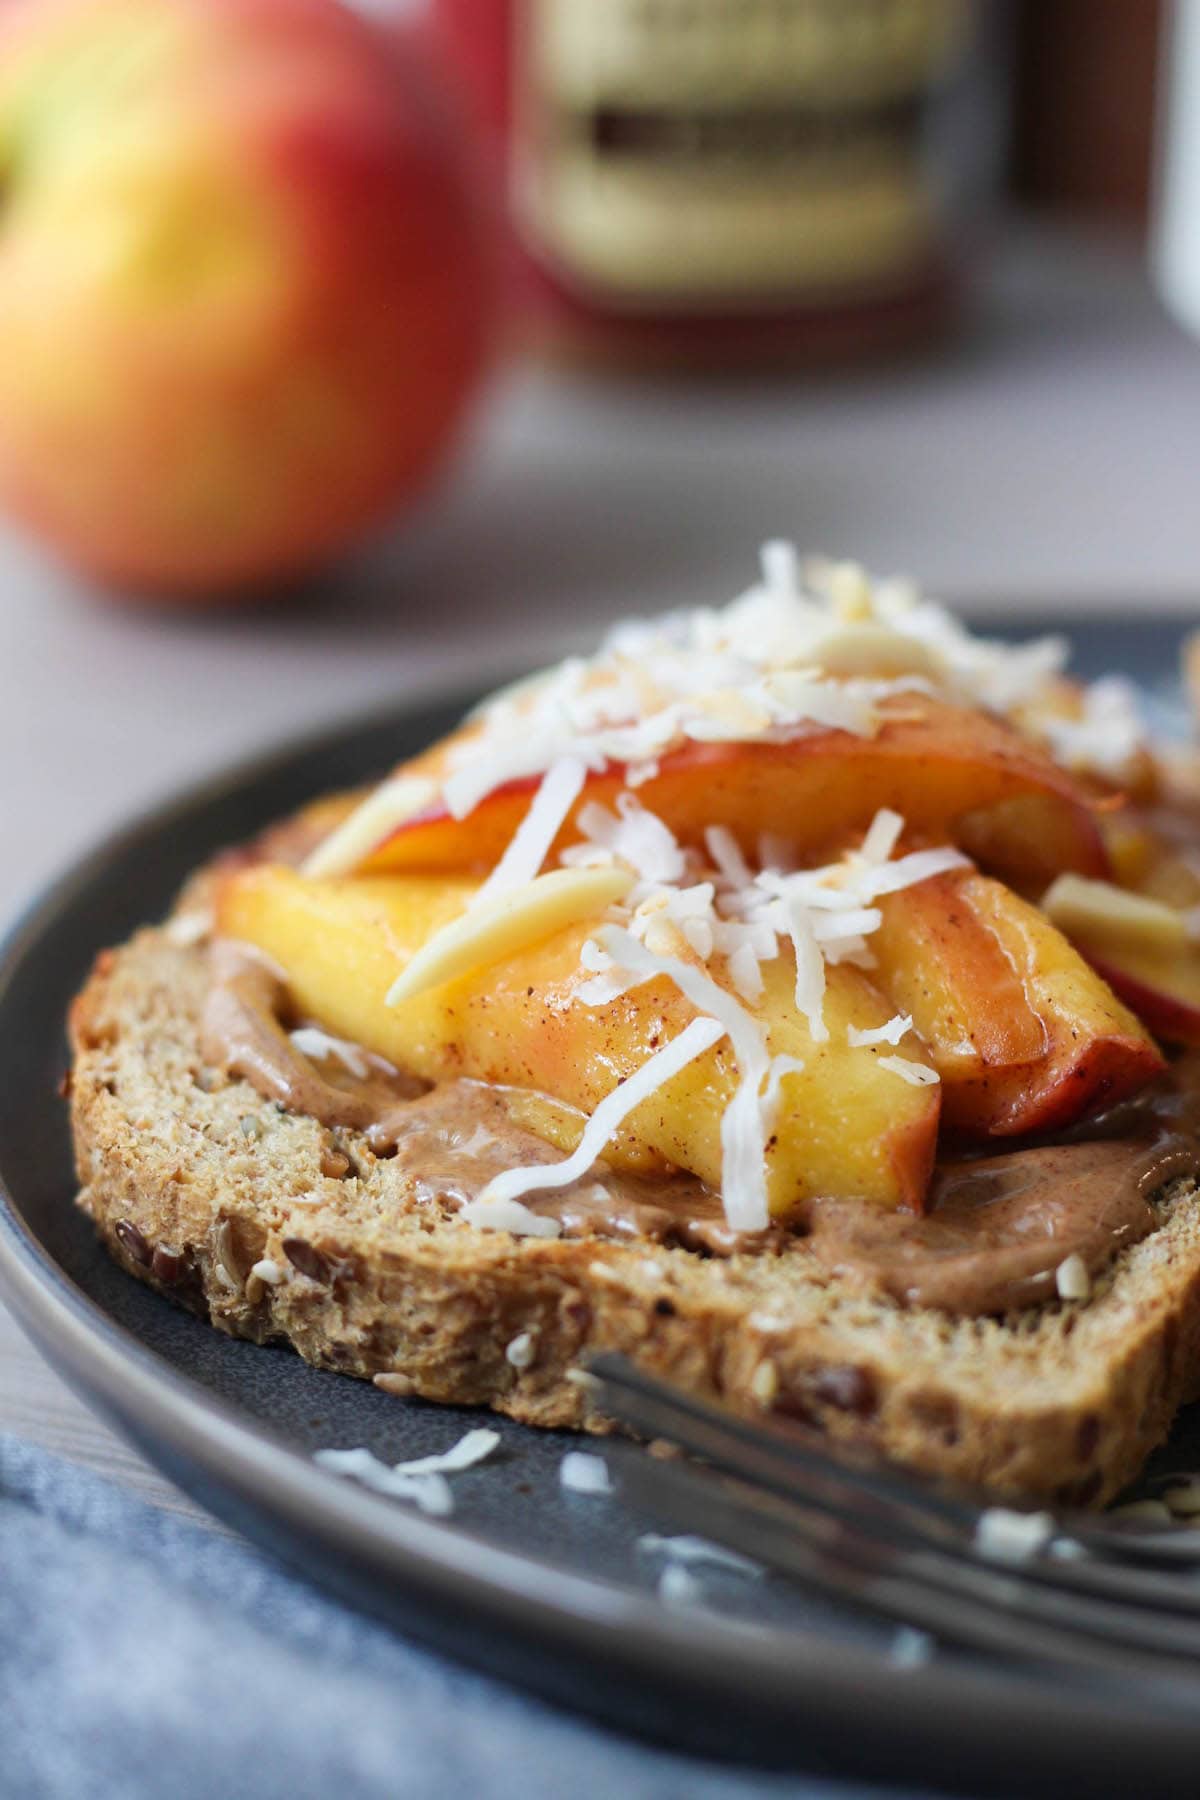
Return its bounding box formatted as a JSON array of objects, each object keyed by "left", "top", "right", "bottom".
[{"left": 70, "top": 925, "right": 1200, "bottom": 1507}]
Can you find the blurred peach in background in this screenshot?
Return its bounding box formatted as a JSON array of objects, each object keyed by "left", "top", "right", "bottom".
[
  {"left": 0, "top": 0, "right": 1184, "bottom": 608},
  {"left": 0, "top": 0, "right": 496, "bottom": 599}
]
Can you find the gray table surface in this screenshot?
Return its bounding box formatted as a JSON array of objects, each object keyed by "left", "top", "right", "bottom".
[{"left": 2, "top": 221, "right": 1199, "bottom": 1527}]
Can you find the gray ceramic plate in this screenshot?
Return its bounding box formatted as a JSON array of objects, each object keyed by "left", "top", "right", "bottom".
[{"left": 3, "top": 619, "right": 1200, "bottom": 1796}]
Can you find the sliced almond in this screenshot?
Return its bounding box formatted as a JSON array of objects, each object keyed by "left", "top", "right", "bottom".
[
  {"left": 302, "top": 774, "right": 439, "bottom": 878},
  {"left": 386, "top": 866, "right": 633, "bottom": 1005},
  {"left": 1041, "top": 874, "right": 1189, "bottom": 956},
  {"left": 807, "top": 624, "right": 945, "bottom": 682}
]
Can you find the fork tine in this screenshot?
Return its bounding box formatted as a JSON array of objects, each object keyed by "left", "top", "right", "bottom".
[
  {"left": 609, "top": 1435, "right": 1200, "bottom": 1664},
  {"left": 609, "top": 1443, "right": 1200, "bottom": 1691},
  {"left": 591, "top": 1356, "right": 1200, "bottom": 1625},
  {"left": 590, "top": 1352, "right": 1200, "bottom": 1558}
]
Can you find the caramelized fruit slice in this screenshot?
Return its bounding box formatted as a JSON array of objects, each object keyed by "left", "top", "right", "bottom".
[
  {"left": 1059, "top": 821, "right": 1200, "bottom": 1045},
  {"left": 215, "top": 864, "right": 940, "bottom": 1215},
  {"left": 356, "top": 697, "right": 1109, "bottom": 889},
  {"left": 872, "top": 870, "right": 1164, "bottom": 1135}
]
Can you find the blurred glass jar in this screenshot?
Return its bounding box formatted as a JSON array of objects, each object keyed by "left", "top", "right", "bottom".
[{"left": 431, "top": 0, "right": 1003, "bottom": 367}]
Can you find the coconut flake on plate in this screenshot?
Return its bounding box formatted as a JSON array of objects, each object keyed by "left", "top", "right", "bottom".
[
  {"left": 313, "top": 1449, "right": 454, "bottom": 1516},
  {"left": 974, "top": 1507, "right": 1055, "bottom": 1563},
  {"left": 637, "top": 1534, "right": 764, "bottom": 1578},
  {"left": 384, "top": 1428, "right": 500, "bottom": 1476},
  {"left": 313, "top": 1429, "right": 499, "bottom": 1516},
  {"left": 559, "top": 1451, "right": 613, "bottom": 1495}
]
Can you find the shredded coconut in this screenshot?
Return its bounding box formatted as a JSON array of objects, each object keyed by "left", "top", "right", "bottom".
[
  {"left": 1039, "top": 676, "right": 1145, "bottom": 782},
  {"left": 780, "top": 899, "right": 827, "bottom": 1042},
  {"left": 637, "top": 1534, "right": 764, "bottom": 1577},
  {"left": 312, "top": 1449, "right": 454, "bottom": 1516},
  {"left": 289, "top": 1027, "right": 372, "bottom": 1080},
  {"left": 382, "top": 1428, "right": 500, "bottom": 1477},
  {"left": 859, "top": 807, "right": 904, "bottom": 864},
  {"left": 847, "top": 1015, "right": 913, "bottom": 1049},
  {"left": 311, "top": 545, "right": 1140, "bottom": 876},
  {"left": 727, "top": 939, "right": 766, "bottom": 1002},
  {"left": 495, "top": 806, "right": 964, "bottom": 1231},
  {"left": 432, "top": 545, "right": 1122, "bottom": 824},
  {"left": 313, "top": 1429, "right": 498, "bottom": 1515},
  {"left": 559, "top": 1451, "right": 612, "bottom": 1495},
  {"left": 474, "top": 1015, "right": 726, "bottom": 1212},
  {"left": 473, "top": 757, "right": 587, "bottom": 903},
  {"left": 578, "top": 793, "right": 688, "bottom": 885},
  {"left": 762, "top": 1055, "right": 806, "bottom": 1130},
  {"left": 304, "top": 544, "right": 1146, "bottom": 1240},
  {"left": 459, "top": 1196, "right": 563, "bottom": 1238},
  {"left": 591, "top": 927, "right": 774, "bottom": 1231},
  {"left": 705, "top": 825, "right": 753, "bottom": 890},
  {"left": 876, "top": 1056, "right": 940, "bottom": 1087},
  {"left": 974, "top": 1507, "right": 1055, "bottom": 1563}
]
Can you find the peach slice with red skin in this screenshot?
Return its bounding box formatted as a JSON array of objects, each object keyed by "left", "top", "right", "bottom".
[
  {"left": 357, "top": 696, "right": 1112, "bottom": 889},
  {"left": 1065, "top": 815, "right": 1200, "bottom": 1045},
  {"left": 1069, "top": 943, "right": 1200, "bottom": 1049},
  {"left": 872, "top": 870, "right": 1164, "bottom": 1135}
]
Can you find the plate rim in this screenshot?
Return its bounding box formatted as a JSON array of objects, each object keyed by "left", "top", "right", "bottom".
[{"left": 4, "top": 689, "right": 1200, "bottom": 1782}]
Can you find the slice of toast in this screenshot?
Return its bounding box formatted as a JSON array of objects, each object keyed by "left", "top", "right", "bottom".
[{"left": 70, "top": 925, "right": 1200, "bottom": 1508}]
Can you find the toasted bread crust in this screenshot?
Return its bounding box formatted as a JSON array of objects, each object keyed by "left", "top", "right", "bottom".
[{"left": 70, "top": 926, "right": 1200, "bottom": 1506}]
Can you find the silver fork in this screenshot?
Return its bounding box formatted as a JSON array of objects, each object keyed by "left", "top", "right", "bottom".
[{"left": 589, "top": 1354, "right": 1200, "bottom": 1685}]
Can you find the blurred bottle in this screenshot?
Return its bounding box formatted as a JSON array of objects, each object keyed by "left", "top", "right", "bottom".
[
  {"left": 1010, "top": 0, "right": 1164, "bottom": 236},
  {"left": 431, "top": 0, "right": 1003, "bottom": 367},
  {"left": 1156, "top": 0, "right": 1200, "bottom": 337}
]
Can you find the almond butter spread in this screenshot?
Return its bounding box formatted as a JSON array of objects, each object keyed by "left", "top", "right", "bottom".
[
  {"left": 200, "top": 940, "right": 425, "bottom": 1134},
  {"left": 202, "top": 940, "right": 1200, "bottom": 1319}
]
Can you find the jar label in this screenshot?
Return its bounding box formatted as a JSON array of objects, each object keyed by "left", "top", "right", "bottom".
[{"left": 512, "top": 0, "right": 970, "bottom": 308}]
